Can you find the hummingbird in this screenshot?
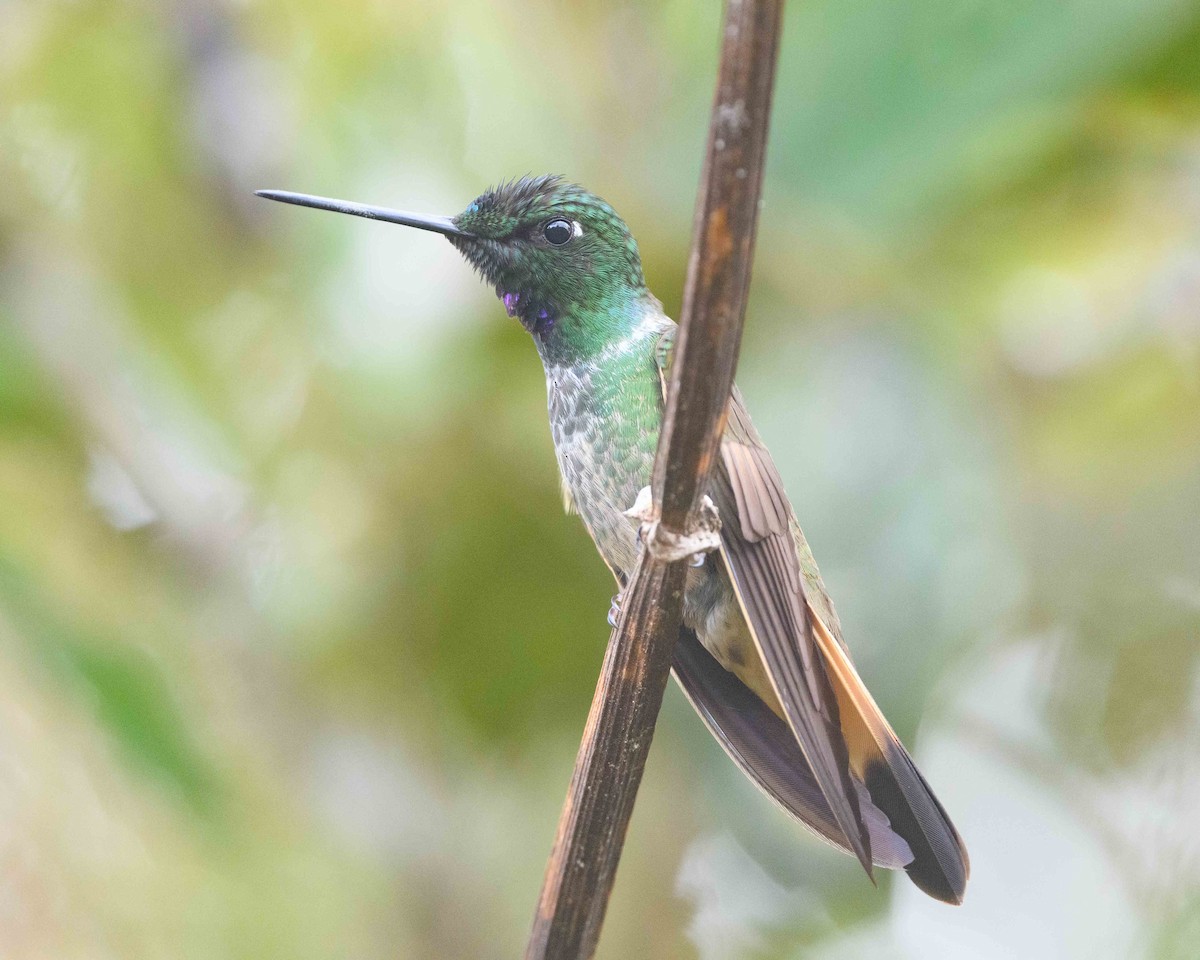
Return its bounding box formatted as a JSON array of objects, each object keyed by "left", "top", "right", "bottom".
[{"left": 257, "top": 176, "right": 969, "bottom": 904}]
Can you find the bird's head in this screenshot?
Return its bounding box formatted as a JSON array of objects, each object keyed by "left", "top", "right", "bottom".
[{"left": 258, "top": 176, "right": 650, "bottom": 344}]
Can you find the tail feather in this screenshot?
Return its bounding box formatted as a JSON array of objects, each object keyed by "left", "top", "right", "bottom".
[
  {"left": 808, "top": 603, "right": 970, "bottom": 904},
  {"left": 672, "top": 628, "right": 914, "bottom": 870}
]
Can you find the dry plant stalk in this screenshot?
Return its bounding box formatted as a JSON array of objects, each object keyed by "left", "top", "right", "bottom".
[{"left": 524, "top": 1, "right": 785, "bottom": 958}]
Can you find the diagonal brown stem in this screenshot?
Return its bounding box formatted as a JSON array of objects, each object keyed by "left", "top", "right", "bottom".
[{"left": 523, "top": 2, "right": 785, "bottom": 958}]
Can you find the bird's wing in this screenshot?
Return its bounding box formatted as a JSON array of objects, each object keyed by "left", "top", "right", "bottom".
[
  {"left": 653, "top": 328, "right": 875, "bottom": 876},
  {"left": 655, "top": 327, "right": 969, "bottom": 903},
  {"left": 672, "top": 626, "right": 913, "bottom": 869}
]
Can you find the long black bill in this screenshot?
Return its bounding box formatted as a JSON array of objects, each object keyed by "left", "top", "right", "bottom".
[{"left": 254, "top": 190, "right": 470, "bottom": 237}]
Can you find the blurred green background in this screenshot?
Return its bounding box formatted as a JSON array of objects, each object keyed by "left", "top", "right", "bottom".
[{"left": 2, "top": 0, "right": 1199, "bottom": 957}]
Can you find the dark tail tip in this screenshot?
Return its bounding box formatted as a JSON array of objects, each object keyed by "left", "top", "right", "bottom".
[
  {"left": 905, "top": 854, "right": 967, "bottom": 905},
  {"left": 862, "top": 756, "right": 970, "bottom": 905}
]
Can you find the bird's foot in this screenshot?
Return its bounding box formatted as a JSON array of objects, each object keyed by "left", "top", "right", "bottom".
[
  {"left": 624, "top": 486, "right": 721, "bottom": 565},
  {"left": 607, "top": 594, "right": 622, "bottom": 628}
]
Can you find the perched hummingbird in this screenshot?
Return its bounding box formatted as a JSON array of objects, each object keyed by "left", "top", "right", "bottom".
[{"left": 257, "top": 176, "right": 969, "bottom": 904}]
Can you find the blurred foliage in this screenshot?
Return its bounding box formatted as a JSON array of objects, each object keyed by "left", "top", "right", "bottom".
[{"left": 1, "top": 0, "right": 1199, "bottom": 957}]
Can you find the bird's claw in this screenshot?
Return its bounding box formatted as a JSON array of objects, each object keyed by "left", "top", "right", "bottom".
[{"left": 623, "top": 486, "right": 721, "bottom": 564}]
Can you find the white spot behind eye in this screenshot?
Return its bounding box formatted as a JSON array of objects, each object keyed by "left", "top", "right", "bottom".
[{"left": 572, "top": 220, "right": 583, "bottom": 238}]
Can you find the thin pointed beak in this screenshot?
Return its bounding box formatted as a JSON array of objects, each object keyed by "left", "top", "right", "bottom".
[{"left": 255, "top": 190, "right": 471, "bottom": 238}]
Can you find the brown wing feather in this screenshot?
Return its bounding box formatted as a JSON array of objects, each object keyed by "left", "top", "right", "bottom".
[
  {"left": 724, "top": 387, "right": 847, "bottom": 655},
  {"left": 712, "top": 450, "right": 876, "bottom": 877},
  {"left": 654, "top": 328, "right": 969, "bottom": 900},
  {"left": 655, "top": 328, "right": 873, "bottom": 873}
]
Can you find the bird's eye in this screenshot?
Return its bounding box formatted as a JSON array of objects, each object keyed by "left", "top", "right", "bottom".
[{"left": 543, "top": 219, "right": 574, "bottom": 246}]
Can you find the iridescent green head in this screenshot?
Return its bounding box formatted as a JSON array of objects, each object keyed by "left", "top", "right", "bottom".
[
  {"left": 256, "top": 177, "right": 653, "bottom": 359},
  {"left": 447, "top": 175, "right": 646, "bottom": 332}
]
